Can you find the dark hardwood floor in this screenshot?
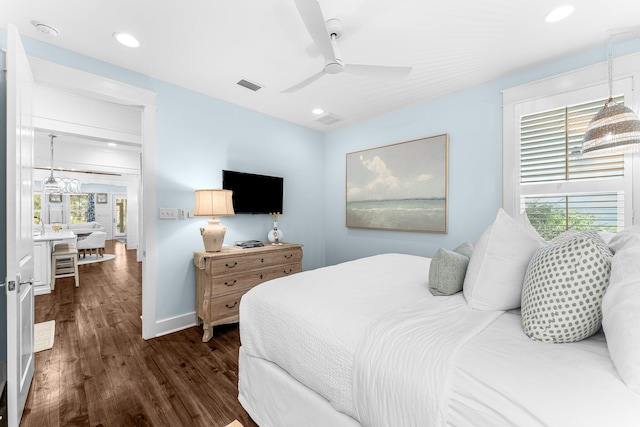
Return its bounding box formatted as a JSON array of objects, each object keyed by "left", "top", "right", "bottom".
[{"left": 21, "top": 240, "right": 258, "bottom": 427}]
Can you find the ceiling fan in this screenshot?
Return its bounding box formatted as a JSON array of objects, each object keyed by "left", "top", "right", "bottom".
[{"left": 281, "top": 0, "right": 412, "bottom": 93}]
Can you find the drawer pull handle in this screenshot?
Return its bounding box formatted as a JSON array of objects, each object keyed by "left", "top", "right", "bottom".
[
  {"left": 225, "top": 262, "right": 238, "bottom": 268},
  {"left": 260, "top": 258, "right": 265, "bottom": 263},
  {"left": 224, "top": 280, "right": 237, "bottom": 287},
  {"left": 284, "top": 254, "right": 294, "bottom": 259},
  {"left": 259, "top": 273, "right": 264, "bottom": 280},
  {"left": 283, "top": 268, "right": 293, "bottom": 275},
  {"left": 225, "top": 301, "right": 238, "bottom": 309}
]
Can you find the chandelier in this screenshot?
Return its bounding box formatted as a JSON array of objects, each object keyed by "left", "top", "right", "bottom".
[{"left": 43, "top": 134, "right": 81, "bottom": 194}]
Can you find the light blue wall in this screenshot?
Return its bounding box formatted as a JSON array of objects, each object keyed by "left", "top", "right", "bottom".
[
  {"left": 0, "top": 29, "right": 325, "bottom": 323},
  {"left": 323, "top": 38, "right": 640, "bottom": 266}
]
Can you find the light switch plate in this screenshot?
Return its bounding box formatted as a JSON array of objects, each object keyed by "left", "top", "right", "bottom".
[{"left": 159, "top": 208, "right": 178, "bottom": 219}]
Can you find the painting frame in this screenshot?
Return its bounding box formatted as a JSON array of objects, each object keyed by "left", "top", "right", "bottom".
[
  {"left": 96, "top": 193, "right": 108, "bottom": 204},
  {"left": 346, "top": 134, "right": 449, "bottom": 233},
  {"left": 48, "top": 193, "right": 62, "bottom": 203}
]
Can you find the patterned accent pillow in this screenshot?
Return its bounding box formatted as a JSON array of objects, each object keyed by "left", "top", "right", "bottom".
[{"left": 521, "top": 230, "right": 612, "bottom": 343}]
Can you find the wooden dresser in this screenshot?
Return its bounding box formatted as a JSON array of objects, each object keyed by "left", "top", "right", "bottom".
[{"left": 194, "top": 243, "right": 303, "bottom": 342}]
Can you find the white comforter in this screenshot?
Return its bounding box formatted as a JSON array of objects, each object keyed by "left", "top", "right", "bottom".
[
  {"left": 353, "top": 294, "right": 501, "bottom": 427},
  {"left": 240, "top": 253, "right": 432, "bottom": 417}
]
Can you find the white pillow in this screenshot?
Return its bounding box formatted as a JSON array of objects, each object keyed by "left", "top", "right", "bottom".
[
  {"left": 602, "top": 227, "right": 640, "bottom": 394},
  {"left": 463, "top": 208, "right": 546, "bottom": 310}
]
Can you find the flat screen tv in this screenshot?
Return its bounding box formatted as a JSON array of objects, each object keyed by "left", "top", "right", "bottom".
[{"left": 222, "top": 170, "right": 284, "bottom": 214}]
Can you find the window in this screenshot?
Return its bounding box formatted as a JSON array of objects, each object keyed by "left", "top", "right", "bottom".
[
  {"left": 502, "top": 52, "right": 640, "bottom": 238},
  {"left": 33, "top": 193, "right": 41, "bottom": 225},
  {"left": 69, "top": 194, "right": 89, "bottom": 223},
  {"left": 520, "top": 96, "right": 626, "bottom": 239}
]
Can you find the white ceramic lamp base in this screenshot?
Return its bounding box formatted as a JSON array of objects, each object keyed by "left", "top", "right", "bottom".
[{"left": 201, "top": 218, "right": 226, "bottom": 252}]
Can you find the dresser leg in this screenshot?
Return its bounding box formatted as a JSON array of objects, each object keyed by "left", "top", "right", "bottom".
[{"left": 202, "top": 325, "right": 213, "bottom": 342}]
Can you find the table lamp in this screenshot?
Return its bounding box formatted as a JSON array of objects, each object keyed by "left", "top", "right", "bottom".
[{"left": 194, "top": 189, "right": 235, "bottom": 252}]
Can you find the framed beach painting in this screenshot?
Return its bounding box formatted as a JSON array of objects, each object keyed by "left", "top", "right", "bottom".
[{"left": 346, "top": 134, "right": 448, "bottom": 233}]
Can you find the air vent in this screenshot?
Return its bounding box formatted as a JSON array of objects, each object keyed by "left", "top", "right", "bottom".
[
  {"left": 237, "top": 79, "right": 263, "bottom": 92},
  {"left": 316, "top": 113, "right": 342, "bottom": 125}
]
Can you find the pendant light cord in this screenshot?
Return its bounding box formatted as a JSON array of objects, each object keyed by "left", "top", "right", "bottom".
[
  {"left": 48, "top": 133, "right": 57, "bottom": 181},
  {"left": 607, "top": 34, "right": 613, "bottom": 101}
]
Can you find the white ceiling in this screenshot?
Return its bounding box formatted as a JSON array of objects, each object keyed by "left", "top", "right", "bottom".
[{"left": 3, "top": 0, "right": 640, "bottom": 132}]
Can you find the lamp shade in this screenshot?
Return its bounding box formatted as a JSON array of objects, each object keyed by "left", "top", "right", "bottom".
[
  {"left": 194, "top": 189, "right": 234, "bottom": 217},
  {"left": 582, "top": 98, "right": 640, "bottom": 157}
]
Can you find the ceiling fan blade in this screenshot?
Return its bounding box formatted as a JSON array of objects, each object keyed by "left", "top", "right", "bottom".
[
  {"left": 281, "top": 70, "right": 327, "bottom": 93},
  {"left": 343, "top": 64, "right": 412, "bottom": 79},
  {"left": 294, "top": 0, "right": 336, "bottom": 62}
]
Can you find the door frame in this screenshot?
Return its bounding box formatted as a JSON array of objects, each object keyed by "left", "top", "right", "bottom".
[{"left": 28, "top": 58, "right": 158, "bottom": 339}]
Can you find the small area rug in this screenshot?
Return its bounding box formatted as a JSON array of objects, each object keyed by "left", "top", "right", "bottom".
[
  {"left": 34, "top": 320, "right": 55, "bottom": 353},
  {"left": 78, "top": 253, "right": 116, "bottom": 265},
  {"left": 225, "top": 421, "right": 243, "bottom": 427}
]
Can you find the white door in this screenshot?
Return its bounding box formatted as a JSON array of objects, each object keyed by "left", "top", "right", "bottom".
[{"left": 5, "top": 24, "right": 36, "bottom": 427}]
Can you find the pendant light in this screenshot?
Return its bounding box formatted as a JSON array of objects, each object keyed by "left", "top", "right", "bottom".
[
  {"left": 581, "top": 33, "right": 640, "bottom": 157},
  {"left": 42, "top": 134, "right": 82, "bottom": 194},
  {"left": 43, "top": 134, "right": 62, "bottom": 194}
]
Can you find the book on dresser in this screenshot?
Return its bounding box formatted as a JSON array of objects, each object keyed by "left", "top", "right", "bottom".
[{"left": 193, "top": 243, "right": 303, "bottom": 342}]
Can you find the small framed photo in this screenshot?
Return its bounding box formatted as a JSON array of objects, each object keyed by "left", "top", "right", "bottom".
[
  {"left": 48, "top": 193, "right": 62, "bottom": 203},
  {"left": 96, "top": 193, "right": 108, "bottom": 204}
]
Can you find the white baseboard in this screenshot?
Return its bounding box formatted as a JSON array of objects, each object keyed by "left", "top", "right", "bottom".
[
  {"left": 33, "top": 285, "right": 51, "bottom": 296},
  {"left": 153, "top": 311, "right": 197, "bottom": 338}
]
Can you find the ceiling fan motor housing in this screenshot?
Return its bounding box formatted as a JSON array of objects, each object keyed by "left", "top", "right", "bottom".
[{"left": 325, "top": 18, "right": 343, "bottom": 38}]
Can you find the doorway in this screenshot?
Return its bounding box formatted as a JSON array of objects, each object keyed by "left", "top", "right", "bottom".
[
  {"left": 112, "top": 193, "right": 127, "bottom": 243},
  {"left": 29, "top": 56, "right": 157, "bottom": 339}
]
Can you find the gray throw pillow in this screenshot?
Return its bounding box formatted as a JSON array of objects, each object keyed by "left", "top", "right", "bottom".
[
  {"left": 521, "top": 230, "right": 612, "bottom": 343},
  {"left": 429, "top": 242, "right": 473, "bottom": 296}
]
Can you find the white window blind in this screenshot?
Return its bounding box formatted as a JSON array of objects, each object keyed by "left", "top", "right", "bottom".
[
  {"left": 520, "top": 96, "right": 625, "bottom": 183},
  {"left": 519, "top": 96, "right": 628, "bottom": 240}
]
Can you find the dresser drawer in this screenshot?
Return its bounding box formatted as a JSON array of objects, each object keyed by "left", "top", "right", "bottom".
[
  {"left": 208, "top": 247, "right": 303, "bottom": 276},
  {"left": 210, "top": 292, "right": 242, "bottom": 323},
  {"left": 211, "top": 262, "right": 301, "bottom": 297}
]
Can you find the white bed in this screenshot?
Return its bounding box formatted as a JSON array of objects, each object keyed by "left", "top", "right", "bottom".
[{"left": 238, "top": 242, "right": 640, "bottom": 426}]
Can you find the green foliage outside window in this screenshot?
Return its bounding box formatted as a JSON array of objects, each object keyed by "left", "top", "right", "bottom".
[
  {"left": 525, "top": 200, "right": 616, "bottom": 241},
  {"left": 70, "top": 194, "right": 89, "bottom": 223},
  {"left": 33, "top": 193, "right": 41, "bottom": 225}
]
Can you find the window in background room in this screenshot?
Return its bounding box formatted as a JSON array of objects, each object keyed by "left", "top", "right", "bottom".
[
  {"left": 519, "top": 96, "right": 627, "bottom": 240},
  {"left": 70, "top": 194, "right": 89, "bottom": 223},
  {"left": 33, "top": 193, "right": 41, "bottom": 225}
]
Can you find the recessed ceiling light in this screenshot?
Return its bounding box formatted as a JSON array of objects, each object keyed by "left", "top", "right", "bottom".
[
  {"left": 107, "top": 142, "right": 117, "bottom": 147},
  {"left": 545, "top": 5, "right": 575, "bottom": 23},
  {"left": 31, "top": 21, "right": 58, "bottom": 38},
  {"left": 113, "top": 32, "right": 140, "bottom": 48},
  {"left": 312, "top": 108, "right": 324, "bottom": 115}
]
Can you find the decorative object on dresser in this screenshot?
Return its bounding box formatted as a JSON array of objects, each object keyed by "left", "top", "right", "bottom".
[
  {"left": 194, "top": 243, "right": 303, "bottom": 342},
  {"left": 267, "top": 212, "right": 283, "bottom": 244},
  {"left": 194, "top": 189, "right": 235, "bottom": 252}
]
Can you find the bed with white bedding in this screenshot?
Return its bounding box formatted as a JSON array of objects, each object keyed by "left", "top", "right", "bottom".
[{"left": 238, "top": 219, "right": 640, "bottom": 426}]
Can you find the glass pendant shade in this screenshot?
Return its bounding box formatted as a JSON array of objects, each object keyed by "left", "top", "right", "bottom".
[{"left": 581, "top": 98, "right": 640, "bottom": 157}]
